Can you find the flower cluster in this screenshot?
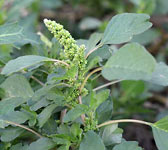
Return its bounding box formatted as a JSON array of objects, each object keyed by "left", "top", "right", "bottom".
[
  {"left": 44, "top": 19, "right": 78, "bottom": 61},
  {"left": 44, "top": 19, "right": 87, "bottom": 106}
]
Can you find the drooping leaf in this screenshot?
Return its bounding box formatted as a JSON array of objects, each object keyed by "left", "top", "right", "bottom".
[
  {"left": 0, "top": 22, "right": 23, "bottom": 45},
  {"left": 100, "top": 124, "right": 123, "bottom": 146},
  {"left": 0, "top": 97, "right": 27, "bottom": 115},
  {"left": 96, "top": 98, "right": 113, "bottom": 124},
  {"left": 79, "top": 131, "right": 106, "bottom": 150},
  {"left": 146, "top": 62, "right": 168, "bottom": 86},
  {"left": 113, "top": 141, "right": 142, "bottom": 150},
  {"left": 90, "top": 89, "right": 110, "bottom": 111},
  {"left": 0, "top": 74, "right": 34, "bottom": 98},
  {"left": 63, "top": 104, "right": 89, "bottom": 123},
  {"left": 27, "top": 138, "right": 56, "bottom": 150},
  {"left": 153, "top": 115, "right": 168, "bottom": 132},
  {"left": 102, "top": 43, "right": 156, "bottom": 81},
  {"left": 0, "top": 111, "right": 30, "bottom": 125},
  {"left": 10, "top": 143, "right": 28, "bottom": 150},
  {"left": 38, "top": 104, "right": 57, "bottom": 128},
  {"left": 1, "top": 55, "right": 58, "bottom": 76},
  {"left": 152, "top": 127, "right": 168, "bottom": 150},
  {"left": 101, "top": 13, "right": 152, "bottom": 44},
  {"left": 0, "top": 127, "right": 24, "bottom": 142},
  {"left": 131, "top": 29, "right": 160, "bottom": 45}
]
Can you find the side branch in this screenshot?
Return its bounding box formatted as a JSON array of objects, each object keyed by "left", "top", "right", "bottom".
[
  {"left": 80, "top": 67, "right": 102, "bottom": 93},
  {"left": 4, "top": 120, "right": 43, "bottom": 138},
  {"left": 97, "top": 119, "right": 152, "bottom": 128}
]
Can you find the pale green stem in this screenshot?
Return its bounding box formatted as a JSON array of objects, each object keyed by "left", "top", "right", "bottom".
[{"left": 97, "top": 119, "right": 152, "bottom": 128}]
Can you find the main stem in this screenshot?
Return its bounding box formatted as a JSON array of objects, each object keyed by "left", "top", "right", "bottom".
[{"left": 97, "top": 119, "right": 152, "bottom": 128}]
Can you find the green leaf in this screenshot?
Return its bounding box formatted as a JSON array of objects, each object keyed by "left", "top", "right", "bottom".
[
  {"left": 152, "top": 127, "right": 168, "bottom": 150},
  {"left": 96, "top": 98, "right": 113, "bottom": 124},
  {"left": 90, "top": 89, "right": 110, "bottom": 111},
  {"left": 10, "top": 143, "right": 28, "bottom": 150},
  {"left": 0, "top": 127, "right": 24, "bottom": 142},
  {"left": 146, "top": 62, "right": 168, "bottom": 86},
  {"left": 0, "top": 97, "right": 27, "bottom": 115},
  {"left": 1, "top": 55, "right": 58, "bottom": 76},
  {"left": 63, "top": 104, "right": 89, "bottom": 123},
  {"left": 113, "top": 141, "right": 142, "bottom": 150},
  {"left": 0, "top": 74, "right": 34, "bottom": 98},
  {"left": 79, "top": 131, "right": 105, "bottom": 150},
  {"left": 131, "top": 29, "right": 160, "bottom": 45},
  {"left": 27, "top": 138, "right": 55, "bottom": 150},
  {"left": 0, "top": 111, "right": 30, "bottom": 125},
  {"left": 0, "top": 22, "right": 23, "bottom": 45},
  {"left": 102, "top": 43, "right": 156, "bottom": 81},
  {"left": 153, "top": 116, "right": 168, "bottom": 132},
  {"left": 100, "top": 124, "right": 123, "bottom": 146},
  {"left": 38, "top": 104, "right": 57, "bottom": 128},
  {"left": 101, "top": 13, "right": 152, "bottom": 44}
]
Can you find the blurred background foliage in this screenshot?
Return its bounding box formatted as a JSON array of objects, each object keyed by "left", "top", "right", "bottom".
[{"left": 0, "top": 0, "right": 168, "bottom": 149}]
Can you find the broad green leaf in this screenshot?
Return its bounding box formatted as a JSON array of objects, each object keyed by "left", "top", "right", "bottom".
[
  {"left": 0, "top": 127, "right": 24, "bottom": 142},
  {"left": 63, "top": 104, "right": 89, "bottom": 123},
  {"left": 101, "top": 13, "right": 152, "bottom": 44},
  {"left": 70, "top": 123, "right": 83, "bottom": 139},
  {"left": 102, "top": 43, "right": 156, "bottom": 81},
  {"left": 96, "top": 98, "right": 113, "bottom": 124},
  {"left": 14, "top": 30, "right": 40, "bottom": 47},
  {"left": 88, "top": 45, "right": 112, "bottom": 62},
  {"left": 100, "top": 124, "right": 123, "bottom": 146},
  {"left": 79, "top": 131, "right": 105, "bottom": 150},
  {"left": 90, "top": 89, "right": 110, "bottom": 111},
  {"left": 153, "top": 116, "right": 168, "bottom": 132},
  {"left": 0, "top": 74, "right": 34, "bottom": 98},
  {"left": 0, "top": 22, "right": 23, "bottom": 45},
  {"left": 85, "top": 32, "right": 103, "bottom": 55},
  {"left": 152, "top": 127, "right": 168, "bottom": 150},
  {"left": 0, "top": 97, "right": 27, "bottom": 115},
  {"left": 0, "top": 111, "right": 30, "bottom": 125},
  {"left": 38, "top": 104, "right": 57, "bottom": 128},
  {"left": 146, "top": 62, "right": 168, "bottom": 86},
  {"left": 1, "top": 55, "right": 58, "bottom": 76},
  {"left": 113, "top": 141, "right": 142, "bottom": 150},
  {"left": 21, "top": 106, "right": 37, "bottom": 127},
  {"left": 131, "top": 29, "right": 160, "bottom": 45},
  {"left": 27, "top": 138, "right": 55, "bottom": 150},
  {"left": 10, "top": 143, "right": 28, "bottom": 150}
]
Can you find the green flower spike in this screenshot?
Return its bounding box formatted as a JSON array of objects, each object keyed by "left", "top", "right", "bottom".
[{"left": 44, "top": 19, "right": 78, "bottom": 61}]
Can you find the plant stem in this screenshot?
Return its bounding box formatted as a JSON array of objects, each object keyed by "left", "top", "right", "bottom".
[
  {"left": 51, "top": 58, "right": 70, "bottom": 67},
  {"left": 60, "top": 109, "right": 67, "bottom": 124},
  {"left": 4, "top": 120, "right": 43, "bottom": 138},
  {"left": 78, "top": 95, "right": 85, "bottom": 125},
  {"left": 80, "top": 67, "right": 102, "bottom": 93},
  {"left": 30, "top": 75, "right": 45, "bottom": 86},
  {"left": 97, "top": 119, "right": 152, "bottom": 128},
  {"left": 85, "top": 43, "right": 103, "bottom": 59},
  {"left": 93, "top": 79, "right": 123, "bottom": 91}
]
